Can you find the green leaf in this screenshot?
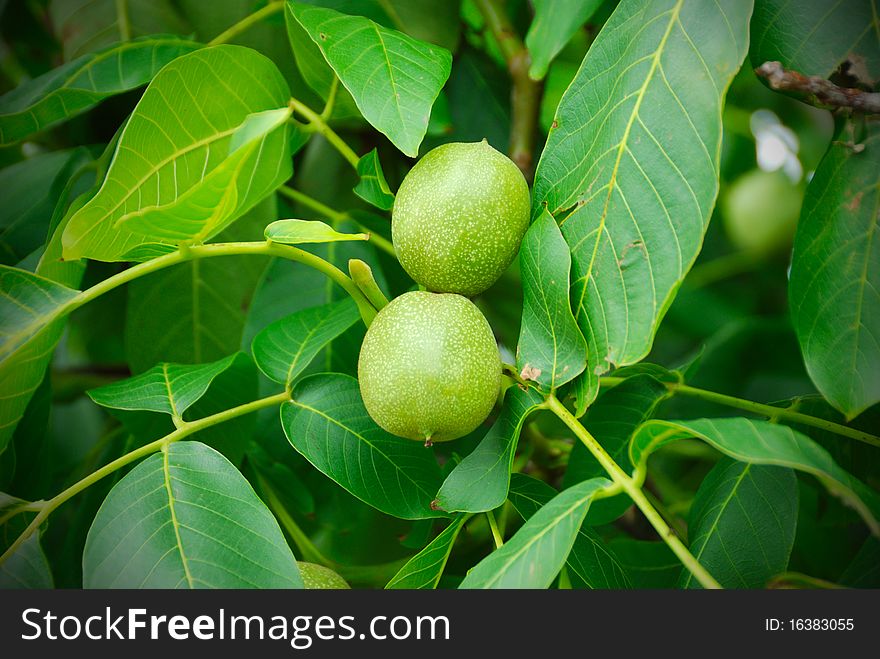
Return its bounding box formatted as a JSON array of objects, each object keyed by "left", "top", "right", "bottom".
[
  {"left": 284, "top": 1, "right": 362, "bottom": 121},
  {"left": 434, "top": 386, "right": 544, "bottom": 513},
  {"left": 533, "top": 0, "right": 751, "bottom": 410},
  {"left": 281, "top": 373, "right": 445, "bottom": 520},
  {"left": 750, "top": 0, "right": 879, "bottom": 85},
  {"left": 289, "top": 2, "right": 452, "bottom": 157},
  {"left": 1, "top": 499, "right": 54, "bottom": 589},
  {"left": 124, "top": 196, "right": 275, "bottom": 373},
  {"left": 385, "top": 515, "right": 468, "bottom": 589},
  {"left": 0, "top": 148, "right": 92, "bottom": 264},
  {"left": 49, "top": 0, "right": 188, "bottom": 60},
  {"left": 839, "top": 536, "right": 880, "bottom": 588},
  {"left": 629, "top": 418, "right": 880, "bottom": 535},
  {"left": 508, "top": 474, "right": 631, "bottom": 589},
  {"left": 0, "top": 36, "right": 199, "bottom": 147},
  {"left": 0, "top": 140, "right": 100, "bottom": 453},
  {"left": 681, "top": 458, "right": 798, "bottom": 589},
  {"left": 606, "top": 539, "right": 680, "bottom": 587},
  {"left": 0, "top": 266, "right": 79, "bottom": 362},
  {"left": 516, "top": 209, "right": 587, "bottom": 390},
  {"left": 0, "top": 533, "right": 54, "bottom": 589},
  {"left": 115, "top": 107, "right": 292, "bottom": 245},
  {"left": 83, "top": 441, "right": 303, "bottom": 588},
  {"left": 61, "top": 46, "right": 292, "bottom": 262},
  {"left": 459, "top": 477, "right": 613, "bottom": 588},
  {"left": 87, "top": 353, "right": 242, "bottom": 416},
  {"left": 252, "top": 299, "right": 360, "bottom": 386},
  {"left": 264, "top": 219, "right": 369, "bottom": 244},
  {"left": 789, "top": 124, "right": 880, "bottom": 419},
  {"left": 354, "top": 148, "right": 395, "bottom": 210},
  {"left": 525, "top": 0, "right": 604, "bottom": 80}
]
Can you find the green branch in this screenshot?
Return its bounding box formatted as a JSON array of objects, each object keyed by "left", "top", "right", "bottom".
[
  {"left": 258, "top": 474, "right": 333, "bottom": 566},
  {"left": 473, "top": 0, "right": 542, "bottom": 178},
  {"left": 208, "top": 1, "right": 285, "bottom": 46},
  {"left": 289, "top": 96, "right": 360, "bottom": 170},
  {"left": 278, "top": 185, "right": 347, "bottom": 223},
  {"left": 259, "top": 474, "right": 409, "bottom": 587},
  {"left": 57, "top": 241, "right": 377, "bottom": 334},
  {"left": 486, "top": 509, "right": 504, "bottom": 549},
  {"left": 115, "top": 0, "right": 131, "bottom": 42},
  {"left": 0, "top": 391, "right": 291, "bottom": 567},
  {"left": 601, "top": 376, "right": 880, "bottom": 449},
  {"left": 545, "top": 394, "right": 722, "bottom": 589}
]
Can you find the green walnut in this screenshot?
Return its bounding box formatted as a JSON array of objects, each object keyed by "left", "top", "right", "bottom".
[
  {"left": 722, "top": 169, "right": 802, "bottom": 255},
  {"left": 358, "top": 291, "right": 501, "bottom": 444},
  {"left": 298, "top": 562, "right": 350, "bottom": 589},
  {"left": 392, "top": 140, "right": 530, "bottom": 297}
]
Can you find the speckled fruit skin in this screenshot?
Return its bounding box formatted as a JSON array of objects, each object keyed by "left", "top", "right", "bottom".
[
  {"left": 392, "top": 140, "right": 530, "bottom": 296},
  {"left": 358, "top": 291, "right": 501, "bottom": 442},
  {"left": 298, "top": 562, "right": 350, "bottom": 589}
]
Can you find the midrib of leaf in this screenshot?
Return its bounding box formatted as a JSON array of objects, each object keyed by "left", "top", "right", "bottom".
[
  {"left": 161, "top": 363, "right": 179, "bottom": 417},
  {"left": 682, "top": 463, "right": 751, "bottom": 588},
  {"left": 563, "top": 0, "right": 682, "bottom": 323},
  {"left": 480, "top": 492, "right": 593, "bottom": 588},
  {"left": 285, "top": 319, "right": 325, "bottom": 385},
  {"left": 162, "top": 446, "right": 194, "bottom": 588},
  {"left": 289, "top": 399, "right": 434, "bottom": 501},
  {"left": 324, "top": 241, "right": 336, "bottom": 370},
  {"left": 115, "top": 0, "right": 131, "bottom": 42},
  {"left": 528, "top": 241, "right": 561, "bottom": 386},
  {"left": 4, "top": 39, "right": 167, "bottom": 117},
  {"left": 371, "top": 23, "right": 406, "bottom": 130},
  {"left": 655, "top": 419, "right": 879, "bottom": 534}
]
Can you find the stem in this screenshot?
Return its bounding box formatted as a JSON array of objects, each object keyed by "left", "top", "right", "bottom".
[
  {"left": 289, "top": 97, "right": 360, "bottom": 170},
  {"left": 473, "top": 0, "right": 542, "bottom": 178},
  {"left": 208, "top": 1, "right": 285, "bottom": 46},
  {"left": 279, "top": 185, "right": 347, "bottom": 223},
  {"left": 643, "top": 487, "right": 687, "bottom": 539},
  {"left": 258, "top": 475, "right": 332, "bottom": 566},
  {"left": 766, "top": 571, "right": 844, "bottom": 590},
  {"left": 259, "top": 473, "right": 409, "bottom": 587},
  {"left": 545, "top": 394, "right": 722, "bottom": 589},
  {"left": 115, "top": 0, "right": 131, "bottom": 41},
  {"left": 486, "top": 509, "right": 504, "bottom": 549},
  {"left": 606, "top": 377, "right": 880, "bottom": 449},
  {"left": 59, "top": 241, "right": 376, "bottom": 332},
  {"left": 278, "top": 185, "right": 396, "bottom": 257},
  {"left": 321, "top": 76, "right": 340, "bottom": 120},
  {"left": 0, "top": 391, "right": 290, "bottom": 567}
]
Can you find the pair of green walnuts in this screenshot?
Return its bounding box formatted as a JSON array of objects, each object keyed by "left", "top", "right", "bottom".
[{"left": 358, "top": 140, "right": 530, "bottom": 445}]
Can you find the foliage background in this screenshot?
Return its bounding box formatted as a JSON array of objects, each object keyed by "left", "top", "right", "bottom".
[{"left": 0, "top": 0, "right": 877, "bottom": 590}]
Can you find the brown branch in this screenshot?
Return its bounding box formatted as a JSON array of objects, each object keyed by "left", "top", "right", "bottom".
[
  {"left": 755, "top": 61, "right": 880, "bottom": 114},
  {"left": 474, "top": 0, "right": 543, "bottom": 180}
]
